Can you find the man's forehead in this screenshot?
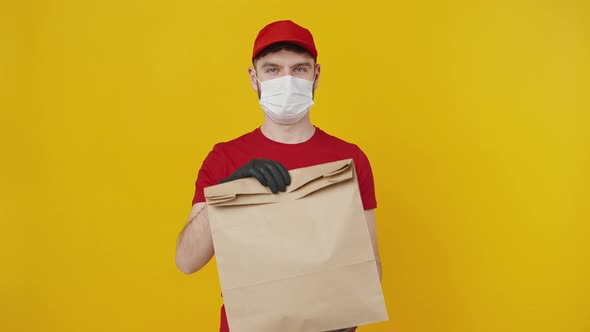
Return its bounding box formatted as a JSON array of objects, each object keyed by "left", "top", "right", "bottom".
[
  {"left": 259, "top": 60, "right": 314, "bottom": 68},
  {"left": 255, "top": 50, "right": 315, "bottom": 67}
]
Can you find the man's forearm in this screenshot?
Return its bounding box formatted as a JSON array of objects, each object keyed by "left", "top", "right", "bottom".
[{"left": 175, "top": 204, "right": 214, "bottom": 274}]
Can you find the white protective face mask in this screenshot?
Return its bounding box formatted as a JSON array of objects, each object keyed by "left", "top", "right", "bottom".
[{"left": 257, "top": 75, "right": 315, "bottom": 125}]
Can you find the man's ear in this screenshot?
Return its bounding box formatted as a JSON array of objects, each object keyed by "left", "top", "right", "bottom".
[
  {"left": 313, "top": 63, "right": 321, "bottom": 90},
  {"left": 248, "top": 66, "right": 259, "bottom": 93}
]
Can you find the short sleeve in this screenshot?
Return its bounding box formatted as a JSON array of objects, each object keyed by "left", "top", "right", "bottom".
[
  {"left": 353, "top": 146, "right": 377, "bottom": 210},
  {"left": 192, "top": 145, "right": 225, "bottom": 205}
]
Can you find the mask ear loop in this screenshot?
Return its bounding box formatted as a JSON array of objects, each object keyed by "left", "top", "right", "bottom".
[{"left": 254, "top": 71, "right": 264, "bottom": 99}]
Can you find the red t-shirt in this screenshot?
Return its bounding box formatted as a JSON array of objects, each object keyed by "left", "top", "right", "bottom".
[{"left": 192, "top": 126, "right": 376, "bottom": 332}]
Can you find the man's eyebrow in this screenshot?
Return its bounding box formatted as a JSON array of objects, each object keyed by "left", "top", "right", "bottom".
[
  {"left": 259, "top": 61, "right": 313, "bottom": 69},
  {"left": 260, "top": 62, "right": 279, "bottom": 68},
  {"left": 291, "top": 62, "right": 313, "bottom": 68}
]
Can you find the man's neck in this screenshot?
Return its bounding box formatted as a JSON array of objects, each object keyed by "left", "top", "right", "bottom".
[{"left": 260, "top": 115, "right": 316, "bottom": 144}]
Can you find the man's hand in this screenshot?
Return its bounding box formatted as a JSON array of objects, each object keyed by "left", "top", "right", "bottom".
[{"left": 219, "top": 159, "right": 291, "bottom": 194}]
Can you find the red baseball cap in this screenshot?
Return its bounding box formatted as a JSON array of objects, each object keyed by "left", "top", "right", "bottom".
[{"left": 252, "top": 20, "right": 317, "bottom": 60}]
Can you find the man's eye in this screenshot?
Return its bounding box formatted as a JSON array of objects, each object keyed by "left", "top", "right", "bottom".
[
  {"left": 295, "top": 67, "right": 307, "bottom": 72},
  {"left": 266, "top": 68, "right": 278, "bottom": 73}
]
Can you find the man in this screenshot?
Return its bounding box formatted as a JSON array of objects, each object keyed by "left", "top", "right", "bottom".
[{"left": 176, "top": 20, "right": 382, "bottom": 332}]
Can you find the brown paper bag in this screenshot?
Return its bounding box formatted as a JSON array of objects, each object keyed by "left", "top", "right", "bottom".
[{"left": 205, "top": 159, "right": 388, "bottom": 332}]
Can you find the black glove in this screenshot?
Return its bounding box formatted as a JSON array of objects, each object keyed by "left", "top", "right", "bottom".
[{"left": 219, "top": 159, "right": 291, "bottom": 194}]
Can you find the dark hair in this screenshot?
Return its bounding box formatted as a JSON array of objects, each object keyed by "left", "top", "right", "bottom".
[{"left": 253, "top": 42, "right": 316, "bottom": 65}]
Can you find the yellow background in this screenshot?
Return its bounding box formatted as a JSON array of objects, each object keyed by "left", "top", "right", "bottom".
[{"left": 2, "top": 0, "right": 589, "bottom": 331}]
